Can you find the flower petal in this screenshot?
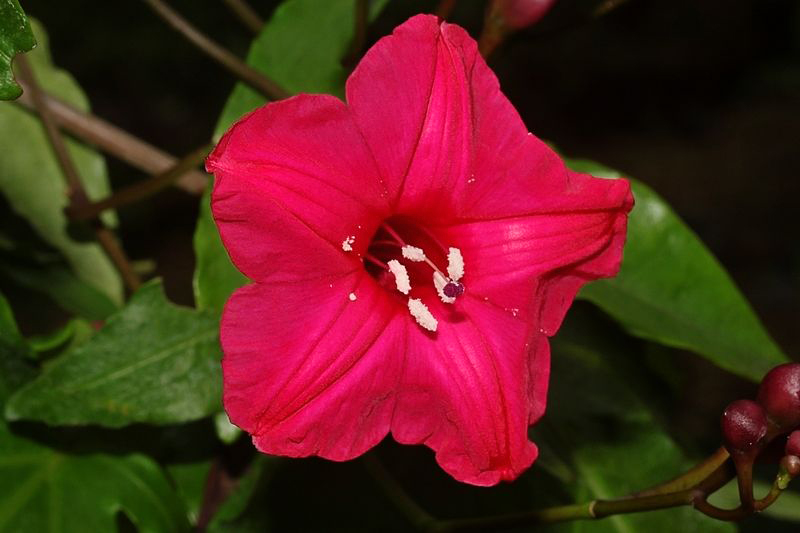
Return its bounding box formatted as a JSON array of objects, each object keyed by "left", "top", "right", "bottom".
[
  {"left": 440, "top": 179, "right": 631, "bottom": 334},
  {"left": 392, "top": 291, "right": 539, "bottom": 486},
  {"left": 221, "top": 273, "right": 406, "bottom": 461},
  {"left": 207, "top": 94, "right": 389, "bottom": 281},
  {"left": 346, "top": 15, "right": 474, "bottom": 219}
]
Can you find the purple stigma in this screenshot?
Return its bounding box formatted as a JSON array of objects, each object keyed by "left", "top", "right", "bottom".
[{"left": 443, "top": 281, "right": 465, "bottom": 298}]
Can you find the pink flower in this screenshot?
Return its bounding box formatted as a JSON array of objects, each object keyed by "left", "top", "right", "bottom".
[
  {"left": 206, "top": 14, "right": 632, "bottom": 486},
  {"left": 493, "top": 0, "right": 557, "bottom": 29}
]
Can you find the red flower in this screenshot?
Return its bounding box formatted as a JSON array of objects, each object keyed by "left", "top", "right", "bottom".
[{"left": 206, "top": 15, "right": 632, "bottom": 486}]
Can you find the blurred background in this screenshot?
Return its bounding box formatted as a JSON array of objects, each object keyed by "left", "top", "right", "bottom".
[{"left": 4, "top": 0, "right": 799, "bottom": 529}]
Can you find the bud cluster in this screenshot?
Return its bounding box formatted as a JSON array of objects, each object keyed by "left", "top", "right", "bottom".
[{"left": 721, "top": 363, "right": 800, "bottom": 461}]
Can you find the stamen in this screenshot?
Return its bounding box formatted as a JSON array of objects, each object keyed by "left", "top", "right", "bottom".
[
  {"left": 341, "top": 235, "right": 355, "bottom": 252},
  {"left": 401, "top": 245, "right": 426, "bottom": 262},
  {"left": 433, "top": 272, "right": 455, "bottom": 304},
  {"left": 408, "top": 298, "right": 438, "bottom": 332},
  {"left": 444, "top": 281, "right": 465, "bottom": 298},
  {"left": 348, "top": 292, "right": 357, "bottom": 301},
  {"left": 447, "top": 247, "right": 464, "bottom": 281},
  {"left": 387, "top": 259, "right": 411, "bottom": 295},
  {"left": 380, "top": 223, "right": 407, "bottom": 246},
  {"left": 363, "top": 253, "right": 389, "bottom": 270}
]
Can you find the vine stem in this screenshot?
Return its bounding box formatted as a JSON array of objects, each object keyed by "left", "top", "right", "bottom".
[
  {"left": 14, "top": 86, "right": 207, "bottom": 195},
  {"left": 366, "top": 449, "right": 741, "bottom": 532},
  {"left": 142, "top": 0, "right": 289, "bottom": 101},
  {"left": 15, "top": 55, "right": 141, "bottom": 293},
  {"left": 67, "top": 143, "right": 213, "bottom": 220},
  {"left": 221, "top": 0, "right": 263, "bottom": 34}
]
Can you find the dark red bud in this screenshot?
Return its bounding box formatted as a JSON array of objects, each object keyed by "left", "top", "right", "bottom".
[
  {"left": 757, "top": 363, "right": 800, "bottom": 430},
  {"left": 782, "top": 455, "right": 800, "bottom": 478},
  {"left": 722, "top": 399, "right": 768, "bottom": 454},
  {"left": 493, "top": 0, "right": 557, "bottom": 29},
  {"left": 787, "top": 430, "right": 800, "bottom": 458}
]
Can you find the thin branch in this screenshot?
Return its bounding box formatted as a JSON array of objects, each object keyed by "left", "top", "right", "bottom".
[
  {"left": 14, "top": 86, "right": 207, "bottom": 195},
  {"left": 221, "top": 0, "right": 263, "bottom": 34},
  {"left": 633, "top": 446, "right": 730, "bottom": 497},
  {"left": 67, "top": 143, "right": 213, "bottom": 221},
  {"left": 142, "top": 0, "right": 289, "bottom": 101},
  {"left": 15, "top": 55, "right": 141, "bottom": 292}
]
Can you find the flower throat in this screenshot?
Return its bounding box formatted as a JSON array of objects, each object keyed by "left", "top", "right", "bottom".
[{"left": 353, "top": 217, "right": 466, "bottom": 333}]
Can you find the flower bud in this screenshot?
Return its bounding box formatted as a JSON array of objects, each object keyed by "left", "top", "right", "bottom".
[
  {"left": 787, "top": 430, "right": 800, "bottom": 458},
  {"left": 781, "top": 454, "right": 800, "bottom": 478},
  {"left": 492, "top": 0, "right": 557, "bottom": 29},
  {"left": 721, "top": 399, "right": 768, "bottom": 454},
  {"left": 757, "top": 363, "right": 800, "bottom": 430}
]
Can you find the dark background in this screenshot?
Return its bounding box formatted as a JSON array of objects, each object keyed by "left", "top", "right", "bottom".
[
  {"left": 9, "top": 0, "right": 800, "bottom": 528},
  {"left": 12, "top": 0, "right": 796, "bottom": 453}
]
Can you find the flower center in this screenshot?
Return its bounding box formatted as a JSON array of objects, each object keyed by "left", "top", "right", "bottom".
[{"left": 360, "top": 217, "right": 466, "bottom": 333}]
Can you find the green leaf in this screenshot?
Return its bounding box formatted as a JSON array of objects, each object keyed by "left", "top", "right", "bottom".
[
  {"left": 0, "top": 291, "right": 35, "bottom": 403},
  {"left": 192, "top": 181, "right": 247, "bottom": 311},
  {"left": 166, "top": 461, "right": 211, "bottom": 526},
  {"left": 568, "top": 159, "right": 787, "bottom": 381},
  {"left": 26, "top": 318, "right": 94, "bottom": 356},
  {"left": 194, "top": 0, "right": 387, "bottom": 312},
  {"left": 207, "top": 457, "right": 281, "bottom": 533},
  {"left": 214, "top": 0, "right": 389, "bottom": 137},
  {"left": 5, "top": 280, "right": 221, "bottom": 427},
  {"left": 538, "top": 309, "right": 734, "bottom": 533},
  {"left": 0, "top": 19, "right": 122, "bottom": 305},
  {"left": 0, "top": 259, "right": 118, "bottom": 321},
  {"left": 0, "top": 423, "right": 189, "bottom": 533},
  {"left": 0, "top": 0, "right": 35, "bottom": 100}
]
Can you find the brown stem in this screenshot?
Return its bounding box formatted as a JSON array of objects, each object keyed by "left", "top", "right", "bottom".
[
  {"left": 221, "top": 0, "right": 263, "bottom": 34},
  {"left": 67, "top": 143, "right": 212, "bottom": 221},
  {"left": 14, "top": 86, "right": 207, "bottom": 195},
  {"left": 15, "top": 55, "right": 141, "bottom": 292},
  {"left": 142, "top": 0, "right": 289, "bottom": 101}
]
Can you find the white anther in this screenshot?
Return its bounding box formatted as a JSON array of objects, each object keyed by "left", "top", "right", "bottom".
[
  {"left": 401, "top": 245, "right": 426, "bottom": 262},
  {"left": 387, "top": 259, "right": 411, "bottom": 295},
  {"left": 433, "top": 272, "right": 455, "bottom": 304},
  {"left": 447, "top": 247, "right": 464, "bottom": 281},
  {"left": 348, "top": 292, "right": 357, "bottom": 301},
  {"left": 408, "top": 298, "right": 438, "bottom": 332},
  {"left": 341, "top": 235, "right": 355, "bottom": 252}
]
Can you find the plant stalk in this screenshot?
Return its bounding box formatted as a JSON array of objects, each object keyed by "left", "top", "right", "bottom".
[
  {"left": 15, "top": 55, "right": 141, "bottom": 292},
  {"left": 142, "top": 0, "right": 289, "bottom": 101},
  {"left": 14, "top": 86, "right": 207, "bottom": 194},
  {"left": 67, "top": 143, "right": 213, "bottom": 220},
  {"left": 221, "top": 0, "right": 263, "bottom": 34}
]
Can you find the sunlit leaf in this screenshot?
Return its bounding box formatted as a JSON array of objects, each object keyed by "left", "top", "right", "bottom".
[
  {"left": 5, "top": 280, "right": 221, "bottom": 427},
  {"left": 0, "top": 19, "right": 122, "bottom": 305},
  {"left": 0, "top": 0, "right": 36, "bottom": 100},
  {"left": 568, "top": 159, "right": 787, "bottom": 381}
]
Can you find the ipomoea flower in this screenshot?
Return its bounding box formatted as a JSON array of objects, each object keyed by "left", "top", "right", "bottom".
[{"left": 206, "top": 14, "right": 632, "bottom": 486}]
